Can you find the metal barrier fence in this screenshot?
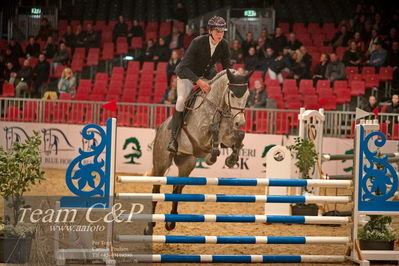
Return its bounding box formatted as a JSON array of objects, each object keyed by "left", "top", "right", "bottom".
[{"left": 1, "top": 97, "right": 399, "bottom": 139}]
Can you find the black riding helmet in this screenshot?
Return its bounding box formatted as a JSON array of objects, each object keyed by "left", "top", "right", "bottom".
[{"left": 207, "top": 16, "right": 228, "bottom": 31}]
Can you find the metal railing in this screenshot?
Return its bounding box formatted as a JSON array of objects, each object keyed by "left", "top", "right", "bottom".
[{"left": 1, "top": 97, "right": 399, "bottom": 139}]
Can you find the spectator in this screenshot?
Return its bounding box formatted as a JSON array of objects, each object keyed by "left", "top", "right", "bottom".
[
  {"left": 25, "top": 37, "right": 41, "bottom": 58},
  {"left": 4, "top": 48, "right": 19, "bottom": 70},
  {"left": 230, "top": 39, "right": 243, "bottom": 64},
  {"left": 367, "top": 41, "right": 387, "bottom": 69},
  {"left": 8, "top": 39, "right": 23, "bottom": 58},
  {"left": 353, "top": 32, "right": 365, "bottom": 51},
  {"left": 268, "top": 48, "right": 292, "bottom": 84},
  {"left": 329, "top": 25, "right": 353, "bottom": 48},
  {"left": 9, "top": 59, "right": 33, "bottom": 97},
  {"left": 165, "top": 25, "right": 184, "bottom": 50},
  {"left": 384, "top": 28, "right": 399, "bottom": 50},
  {"left": 244, "top": 47, "right": 258, "bottom": 71},
  {"left": 353, "top": 14, "right": 367, "bottom": 35},
  {"left": 73, "top": 25, "right": 85, "bottom": 48},
  {"left": 140, "top": 39, "right": 156, "bottom": 62},
  {"left": 299, "top": 46, "right": 312, "bottom": 75},
  {"left": 167, "top": 50, "right": 181, "bottom": 83},
  {"left": 385, "top": 94, "right": 399, "bottom": 113},
  {"left": 127, "top": 19, "right": 144, "bottom": 44},
  {"left": 236, "top": 67, "right": 246, "bottom": 75},
  {"left": 256, "top": 37, "right": 267, "bottom": 65},
  {"left": 247, "top": 79, "right": 267, "bottom": 108},
  {"left": 32, "top": 53, "right": 50, "bottom": 98},
  {"left": 37, "top": 17, "right": 53, "bottom": 41},
  {"left": 291, "top": 50, "right": 308, "bottom": 81},
  {"left": 264, "top": 47, "right": 277, "bottom": 71},
  {"left": 241, "top": 32, "right": 257, "bottom": 58},
  {"left": 173, "top": 2, "right": 188, "bottom": 24},
  {"left": 44, "top": 36, "right": 58, "bottom": 59},
  {"left": 57, "top": 67, "right": 76, "bottom": 97},
  {"left": 83, "top": 24, "right": 99, "bottom": 49},
  {"left": 183, "top": 27, "right": 196, "bottom": 49},
  {"left": 259, "top": 28, "right": 271, "bottom": 42},
  {"left": 4, "top": 62, "right": 18, "bottom": 83},
  {"left": 343, "top": 40, "right": 364, "bottom": 66},
  {"left": 199, "top": 27, "right": 207, "bottom": 35},
  {"left": 154, "top": 38, "right": 171, "bottom": 62},
  {"left": 62, "top": 25, "right": 74, "bottom": 47},
  {"left": 325, "top": 53, "right": 346, "bottom": 82},
  {"left": 362, "top": 22, "right": 373, "bottom": 45},
  {"left": 313, "top": 53, "right": 330, "bottom": 85},
  {"left": 161, "top": 75, "right": 178, "bottom": 104},
  {"left": 52, "top": 42, "right": 70, "bottom": 69},
  {"left": 363, "top": 95, "right": 379, "bottom": 112},
  {"left": 287, "top": 32, "right": 302, "bottom": 51},
  {"left": 271, "top": 27, "right": 287, "bottom": 53},
  {"left": 387, "top": 41, "right": 399, "bottom": 90},
  {"left": 113, "top": 15, "right": 128, "bottom": 43},
  {"left": 366, "top": 29, "right": 380, "bottom": 55},
  {"left": 372, "top": 13, "right": 384, "bottom": 33}
]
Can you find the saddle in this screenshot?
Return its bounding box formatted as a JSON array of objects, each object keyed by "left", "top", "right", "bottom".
[{"left": 168, "top": 88, "right": 202, "bottom": 129}]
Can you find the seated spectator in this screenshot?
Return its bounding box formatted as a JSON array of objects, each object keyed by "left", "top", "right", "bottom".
[
  {"left": 264, "top": 47, "right": 276, "bottom": 71},
  {"left": 44, "top": 36, "right": 57, "bottom": 59},
  {"left": 32, "top": 53, "right": 50, "bottom": 98},
  {"left": 161, "top": 75, "right": 178, "bottom": 104},
  {"left": 362, "top": 22, "right": 373, "bottom": 45},
  {"left": 140, "top": 39, "right": 156, "bottom": 62},
  {"left": 230, "top": 39, "right": 243, "bottom": 64},
  {"left": 244, "top": 47, "right": 258, "bottom": 71},
  {"left": 271, "top": 27, "right": 287, "bottom": 53},
  {"left": 387, "top": 41, "right": 399, "bottom": 90},
  {"left": 287, "top": 32, "right": 302, "bottom": 51},
  {"left": 353, "top": 32, "right": 365, "bottom": 51},
  {"left": 290, "top": 50, "right": 308, "bottom": 81},
  {"left": 183, "top": 27, "right": 196, "bottom": 49},
  {"left": 83, "top": 24, "right": 99, "bottom": 49},
  {"left": 343, "top": 40, "right": 364, "bottom": 66},
  {"left": 352, "top": 14, "right": 367, "bottom": 35},
  {"left": 366, "top": 29, "right": 380, "bottom": 55},
  {"left": 236, "top": 67, "right": 246, "bottom": 75},
  {"left": 73, "top": 25, "right": 85, "bottom": 48},
  {"left": 259, "top": 28, "right": 271, "bottom": 42},
  {"left": 113, "top": 15, "right": 128, "bottom": 43},
  {"left": 57, "top": 67, "right": 76, "bottom": 97},
  {"left": 329, "top": 25, "right": 353, "bottom": 48},
  {"left": 268, "top": 49, "right": 292, "bottom": 84},
  {"left": 154, "top": 38, "right": 171, "bottom": 62},
  {"left": 4, "top": 61, "right": 19, "bottom": 83},
  {"left": 313, "top": 53, "right": 330, "bottom": 85},
  {"left": 383, "top": 28, "right": 399, "bottom": 50},
  {"left": 372, "top": 13, "right": 384, "bottom": 33},
  {"left": 241, "top": 32, "right": 257, "bottom": 58},
  {"left": 385, "top": 94, "right": 399, "bottom": 113},
  {"left": 25, "top": 37, "right": 41, "bottom": 58},
  {"left": 52, "top": 42, "right": 70, "bottom": 69},
  {"left": 4, "top": 48, "right": 19, "bottom": 69},
  {"left": 37, "top": 17, "right": 53, "bottom": 41},
  {"left": 8, "top": 39, "right": 23, "bottom": 58},
  {"left": 9, "top": 59, "right": 33, "bottom": 97},
  {"left": 62, "top": 25, "right": 74, "bottom": 47},
  {"left": 167, "top": 50, "right": 181, "bottom": 83},
  {"left": 127, "top": 19, "right": 144, "bottom": 43},
  {"left": 165, "top": 25, "right": 184, "bottom": 50},
  {"left": 173, "top": 2, "right": 188, "bottom": 24},
  {"left": 363, "top": 95, "right": 379, "bottom": 112},
  {"left": 325, "top": 53, "right": 346, "bottom": 82},
  {"left": 299, "top": 46, "right": 312, "bottom": 75},
  {"left": 367, "top": 41, "right": 387, "bottom": 69},
  {"left": 199, "top": 27, "right": 207, "bottom": 35},
  {"left": 247, "top": 79, "right": 267, "bottom": 108}
]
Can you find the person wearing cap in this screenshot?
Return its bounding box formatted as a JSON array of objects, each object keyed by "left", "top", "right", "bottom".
[
  {"left": 167, "top": 16, "right": 231, "bottom": 153},
  {"left": 367, "top": 41, "right": 387, "bottom": 69}
]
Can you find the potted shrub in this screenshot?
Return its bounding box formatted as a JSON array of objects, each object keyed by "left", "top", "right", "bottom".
[
  {"left": 0, "top": 131, "right": 45, "bottom": 263},
  {"left": 358, "top": 215, "right": 397, "bottom": 250},
  {"left": 288, "top": 137, "right": 319, "bottom": 216}
]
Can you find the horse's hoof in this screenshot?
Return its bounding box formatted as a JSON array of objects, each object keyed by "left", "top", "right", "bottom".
[
  {"left": 144, "top": 222, "right": 155, "bottom": 235},
  {"left": 225, "top": 156, "right": 238, "bottom": 168},
  {"left": 165, "top": 222, "right": 176, "bottom": 231}
]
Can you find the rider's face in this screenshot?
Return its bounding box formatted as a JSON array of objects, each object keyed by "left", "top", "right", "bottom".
[{"left": 210, "top": 29, "right": 224, "bottom": 43}]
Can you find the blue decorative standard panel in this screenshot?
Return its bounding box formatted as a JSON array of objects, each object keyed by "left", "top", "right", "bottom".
[{"left": 358, "top": 125, "right": 399, "bottom": 212}]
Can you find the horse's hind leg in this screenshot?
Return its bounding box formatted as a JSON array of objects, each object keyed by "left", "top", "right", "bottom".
[{"left": 165, "top": 155, "right": 197, "bottom": 231}]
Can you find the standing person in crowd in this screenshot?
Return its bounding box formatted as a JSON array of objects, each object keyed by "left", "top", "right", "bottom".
[
  {"left": 83, "top": 24, "right": 99, "bottom": 49},
  {"left": 244, "top": 47, "right": 259, "bottom": 71},
  {"left": 167, "top": 49, "right": 181, "bottom": 84},
  {"left": 343, "top": 40, "right": 364, "bottom": 66},
  {"left": 363, "top": 95, "right": 379, "bottom": 112},
  {"left": 313, "top": 53, "right": 330, "bottom": 85},
  {"left": 271, "top": 27, "right": 287, "bottom": 53},
  {"left": 173, "top": 2, "right": 188, "bottom": 24},
  {"left": 287, "top": 32, "right": 302, "bottom": 51},
  {"left": 167, "top": 16, "right": 231, "bottom": 153},
  {"left": 140, "top": 39, "right": 156, "bottom": 62},
  {"left": 230, "top": 39, "right": 243, "bottom": 64},
  {"left": 9, "top": 59, "right": 33, "bottom": 98},
  {"left": 366, "top": 29, "right": 380, "bottom": 55},
  {"left": 329, "top": 25, "right": 353, "bottom": 48},
  {"left": 367, "top": 41, "right": 387, "bottom": 69},
  {"left": 32, "top": 53, "right": 50, "bottom": 98},
  {"left": 247, "top": 79, "right": 267, "bottom": 108},
  {"left": 127, "top": 19, "right": 144, "bottom": 44},
  {"left": 241, "top": 32, "right": 257, "bottom": 58},
  {"left": 113, "top": 15, "right": 128, "bottom": 43},
  {"left": 165, "top": 25, "right": 184, "bottom": 50},
  {"left": 73, "top": 25, "right": 85, "bottom": 48},
  {"left": 25, "top": 37, "right": 41, "bottom": 58},
  {"left": 62, "top": 25, "right": 74, "bottom": 48},
  {"left": 325, "top": 53, "right": 346, "bottom": 82},
  {"left": 52, "top": 42, "right": 70, "bottom": 70},
  {"left": 44, "top": 36, "right": 57, "bottom": 59},
  {"left": 160, "top": 75, "right": 178, "bottom": 104},
  {"left": 8, "top": 39, "right": 23, "bottom": 58},
  {"left": 183, "top": 27, "right": 196, "bottom": 49},
  {"left": 387, "top": 41, "right": 399, "bottom": 90},
  {"left": 353, "top": 32, "right": 365, "bottom": 51},
  {"left": 57, "top": 67, "right": 76, "bottom": 97},
  {"left": 37, "top": 17, "right": 53, "bottom": 41},
  {"left": 153, "top": 38, "right": 171, "bottom": 62}
]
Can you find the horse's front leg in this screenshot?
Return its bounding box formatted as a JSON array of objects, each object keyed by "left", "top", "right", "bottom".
[
  {"left": 165, "top": 185, "right": 184, "bottom": 231},
  {"left": 144, "top": 184, "right": 160, "bottom": 235},
  {"left": 206, "top": 122, "right": 221, "bottom": 165},
  {"left": 225, "top": 130, "right": 245, "bottom": 168}
]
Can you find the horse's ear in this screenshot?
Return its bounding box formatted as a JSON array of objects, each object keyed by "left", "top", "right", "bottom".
[
  {"left": 244, "top": 70, "right": 254, "bottom": 80},
  {"left": 226, "top": 68, "right": 235, "bottom": 81}
]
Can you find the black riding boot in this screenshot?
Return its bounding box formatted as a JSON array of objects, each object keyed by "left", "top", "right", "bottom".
[{"left": 167, "top": 111, "right": 184, "bottom": 153}]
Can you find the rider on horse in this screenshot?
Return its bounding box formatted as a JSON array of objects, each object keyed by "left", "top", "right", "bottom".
[{"left": 167, "top": 16, "right": 231, "bottom": 153}]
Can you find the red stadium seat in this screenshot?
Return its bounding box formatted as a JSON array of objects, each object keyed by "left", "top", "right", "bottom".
[{"left": 350, "top": 80, "right": 365, "bottom": 96}]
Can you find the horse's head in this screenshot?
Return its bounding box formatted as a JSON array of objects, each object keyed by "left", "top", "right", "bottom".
[{"left": 226, "top": 69, "right": 253, "bottom": 130}]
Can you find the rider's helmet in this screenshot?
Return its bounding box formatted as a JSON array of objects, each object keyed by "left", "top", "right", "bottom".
[{"left": 207, "top": 16, "right": 228, "bottom": 31}]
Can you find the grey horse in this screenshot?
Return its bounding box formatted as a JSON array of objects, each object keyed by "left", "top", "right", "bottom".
[{"left": 146, "top": 68, "right": 253, "bottom": 233}]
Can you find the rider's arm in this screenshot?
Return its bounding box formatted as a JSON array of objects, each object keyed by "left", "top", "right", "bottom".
[{"left": 175, "top": 38, "right": 200, "bottom": 84}]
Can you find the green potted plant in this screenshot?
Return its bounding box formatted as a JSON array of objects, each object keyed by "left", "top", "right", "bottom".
[
  {"left": 358, "top": 215, "right": 397, "bottom": 250},
  {"left": 287, "top": 137, "right": 319, "bottom": 216},
  {"left": 0, "top": 131, "right": 45, "bottom": 263}
]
